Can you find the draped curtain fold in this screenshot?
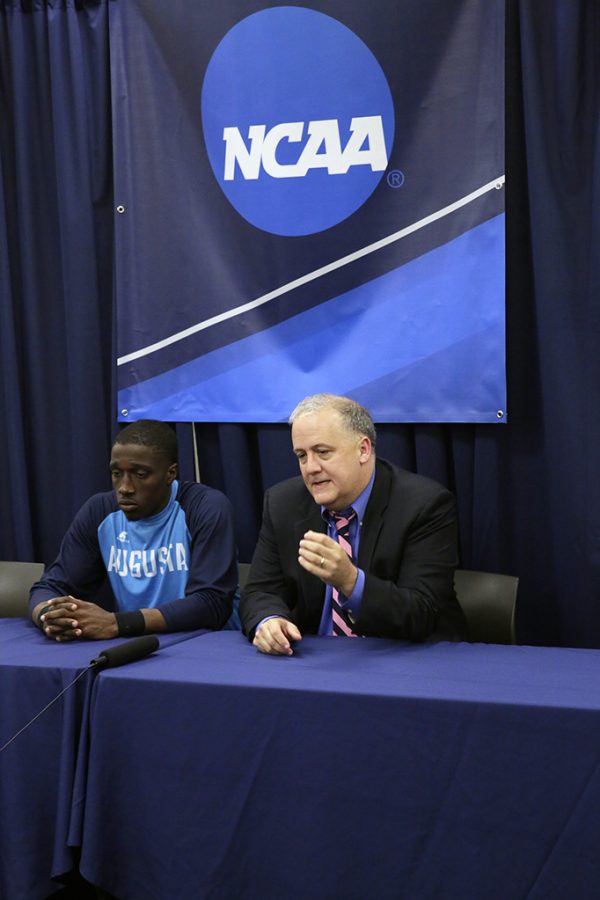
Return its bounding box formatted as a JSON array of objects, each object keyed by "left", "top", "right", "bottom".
[
  {"left": 2, "top": 0, "right": 599, "bottom": 647},
  {"left": 0, "top": 0, "right": 113, "bottom": 561}
]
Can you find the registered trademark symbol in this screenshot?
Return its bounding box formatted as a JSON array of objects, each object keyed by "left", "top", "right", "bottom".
[
  {"left": 387, "top": 169, "right": 405, "bottom": 188},
  {"left": 203, "top": 8, "right": 395, "bottom": 235}
]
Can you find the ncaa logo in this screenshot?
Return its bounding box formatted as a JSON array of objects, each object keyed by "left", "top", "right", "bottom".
[{"left": 201, "top": 7, "right": 395, "bottom": 237}]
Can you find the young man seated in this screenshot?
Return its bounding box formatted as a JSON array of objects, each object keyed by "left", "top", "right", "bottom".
[{"left": 30, "top": 420, "right": 238, "bottom": 641}]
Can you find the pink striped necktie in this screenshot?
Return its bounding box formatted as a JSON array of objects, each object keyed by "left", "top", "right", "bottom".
[{"left": 331, "top": 510, "right": 358, "bottom": 637}]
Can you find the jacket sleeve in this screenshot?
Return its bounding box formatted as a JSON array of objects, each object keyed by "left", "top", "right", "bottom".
[
  {"left": 356, "top": 487, "right": 465, "bottom": 641},
  {"left": 28, "top": 495, "right": 112, "bottom": 616},
  {"left": 157, "top": 487, "right": 237, "bottom": 632},
  {"left": 239, "top": 488, "right": 298, "bottom": 640}
]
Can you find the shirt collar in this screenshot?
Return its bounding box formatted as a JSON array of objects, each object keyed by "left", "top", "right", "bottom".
[
  {"left": 139, "top": 479, "right": 178, "bottom": 525},
  {"left": 320, "top": 467, "right": 376, "bottom": 524}
]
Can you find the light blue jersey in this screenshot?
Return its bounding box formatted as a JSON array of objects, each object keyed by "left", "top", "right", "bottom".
[
  {"left": 97, "top": 481, "right": 190, "bottom": 612},
  {"left": 30, "top": 479, "right": 239, "bottom": 631}
]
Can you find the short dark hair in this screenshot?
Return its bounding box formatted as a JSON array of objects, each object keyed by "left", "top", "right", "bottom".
[{"left": 113, "top": 420, "right": 178, "bottom": 464}]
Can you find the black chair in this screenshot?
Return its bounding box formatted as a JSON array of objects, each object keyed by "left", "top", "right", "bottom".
[
  {"left": 0, "top": 560, "right": 44, "bottom": 617},
  {"left": 238, "top": 562, "right": 518, "bottom": 644},
  {"left": 454, "top": 568, "right": 518, "bottom": 644}
]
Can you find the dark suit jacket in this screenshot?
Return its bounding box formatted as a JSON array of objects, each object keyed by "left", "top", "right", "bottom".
[{"left": 240, "top": 458, "right": 468, "bottom": 641}]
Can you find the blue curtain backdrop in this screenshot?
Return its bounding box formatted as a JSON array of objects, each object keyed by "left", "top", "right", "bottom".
[
  {"left": 0, "top": 0, "right": 114, "bottom": 563},
  {"left": 1, "top": 0, "right": 599, "bottom": 648}
]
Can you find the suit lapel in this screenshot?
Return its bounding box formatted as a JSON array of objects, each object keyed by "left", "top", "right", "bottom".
[
  {"left": 292, "top": 491, "right": 324, "bottom": 540},
  {"left": 357, "top": 460, "right": 391, "bottom": 570},
  {"left": 294, "top": 497, "right": 326, "bottom": 606},
  {"left": 292, "top": 463, "right": 392, "bottom": 611}
]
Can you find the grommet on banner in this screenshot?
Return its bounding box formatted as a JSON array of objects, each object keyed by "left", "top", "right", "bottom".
[
  {"left": 121, "top": 409, "right": 129, "bottom": 417},
  {"left": 112, "top": 3, "right": 506, "bottom": 424}
]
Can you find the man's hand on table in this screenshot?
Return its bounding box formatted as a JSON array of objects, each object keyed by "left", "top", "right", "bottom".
[
  {"left": 253, "top": 617, "right": 302, "bottom": 656},
  {"left": 35, "top": 597, "right": 119, "bottom": 641}
]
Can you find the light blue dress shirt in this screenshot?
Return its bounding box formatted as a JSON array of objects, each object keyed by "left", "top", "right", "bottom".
[{"left": 317, "top": 469, "right": 375, "bottom": 635}]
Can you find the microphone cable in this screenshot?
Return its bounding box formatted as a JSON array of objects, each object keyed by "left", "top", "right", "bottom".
[
  {"left": 0, "top": 635, "right": 159, "bottom": 754},
  {"left": 0, "top": 665, "right": 92, "bottom": 755}
]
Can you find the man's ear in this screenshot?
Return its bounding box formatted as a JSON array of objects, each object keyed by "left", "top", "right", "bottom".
[
  {"left": 167, "top": 462, "right": 178, "bottom": 483},
  {"left": 358, "top": 437, "right": 372, "bottom": 463}
]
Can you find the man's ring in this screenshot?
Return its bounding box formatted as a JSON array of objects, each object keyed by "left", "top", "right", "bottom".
[{"left": 320, "top": 556, "right": 325, "bottom": 567}]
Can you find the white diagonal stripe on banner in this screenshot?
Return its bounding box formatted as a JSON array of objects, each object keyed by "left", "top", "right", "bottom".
[{"left": 117, "top": 175, "right": 505, "bottom": 366}]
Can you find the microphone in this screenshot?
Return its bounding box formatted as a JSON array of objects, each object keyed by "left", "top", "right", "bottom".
[
  {"left": 1, "top": 635, "right": 161, "bottom": 755},
  {"left": 90, "top": 635, "right": 160, "bottom": 669}
]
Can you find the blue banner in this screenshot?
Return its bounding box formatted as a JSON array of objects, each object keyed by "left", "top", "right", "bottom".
[{"left": 113, "top": 1, "right": 505, "bottom": 422}]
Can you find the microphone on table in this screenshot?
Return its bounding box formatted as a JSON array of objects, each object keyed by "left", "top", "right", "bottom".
[
  {"left": 90, "top": 635, "right": 160, "bottom": 669},
  {"left": 0, "top": 636, "right": 160, "bottom": 754}
]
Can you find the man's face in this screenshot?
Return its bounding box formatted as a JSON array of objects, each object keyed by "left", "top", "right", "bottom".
[
  {"left": 291, "top": 409, "right": 373, "bottom": 511},
  {"left": 110, "top": 443, "right": 177, "bottom": 521}
]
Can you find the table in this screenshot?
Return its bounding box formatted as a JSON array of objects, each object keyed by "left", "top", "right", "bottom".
[
  {"left": 77, "top": 633, "right": 600, "bottom": 900},
  {"left": 0, "top": 619, "right": 205, "bottom": 900}
]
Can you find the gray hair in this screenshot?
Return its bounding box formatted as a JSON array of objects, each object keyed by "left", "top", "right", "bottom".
[{"left": 289, "top": 394, "right": 376, "bottom": 447}]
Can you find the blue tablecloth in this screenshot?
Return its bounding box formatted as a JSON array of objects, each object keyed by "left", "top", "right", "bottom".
[
  {"left": 0, "top": 619, "right": 206, "bottom": 900},
  {"left": 77, "top": 632, "right": 600, "bottom": 900}
]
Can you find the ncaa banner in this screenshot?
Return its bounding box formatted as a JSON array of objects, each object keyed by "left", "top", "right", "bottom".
[{"left": 112, "top": 1, "right": 505, "bottom": 422}]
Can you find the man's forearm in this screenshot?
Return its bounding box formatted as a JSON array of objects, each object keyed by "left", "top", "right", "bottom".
[{"left": 141, "top": 608, "right": 168, "bottom": 633}]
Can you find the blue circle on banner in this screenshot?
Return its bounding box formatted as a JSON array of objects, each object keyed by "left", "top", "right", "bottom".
[{"left": 201, "top": 7, "right": 395, "bottom": 236}]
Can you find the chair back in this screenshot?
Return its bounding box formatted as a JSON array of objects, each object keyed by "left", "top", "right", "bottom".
[
  {"left": 0, "top": 561, "right": 44, "bottom": 618},
  {"left": 238, "top": 562, "right": 251, "bottom": 592},
  {"left": 454, "top": 568, "right": 518, "bottom": 644},
  {"left": 237, "top": 562, "right": 518, "bottom": 644}
]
